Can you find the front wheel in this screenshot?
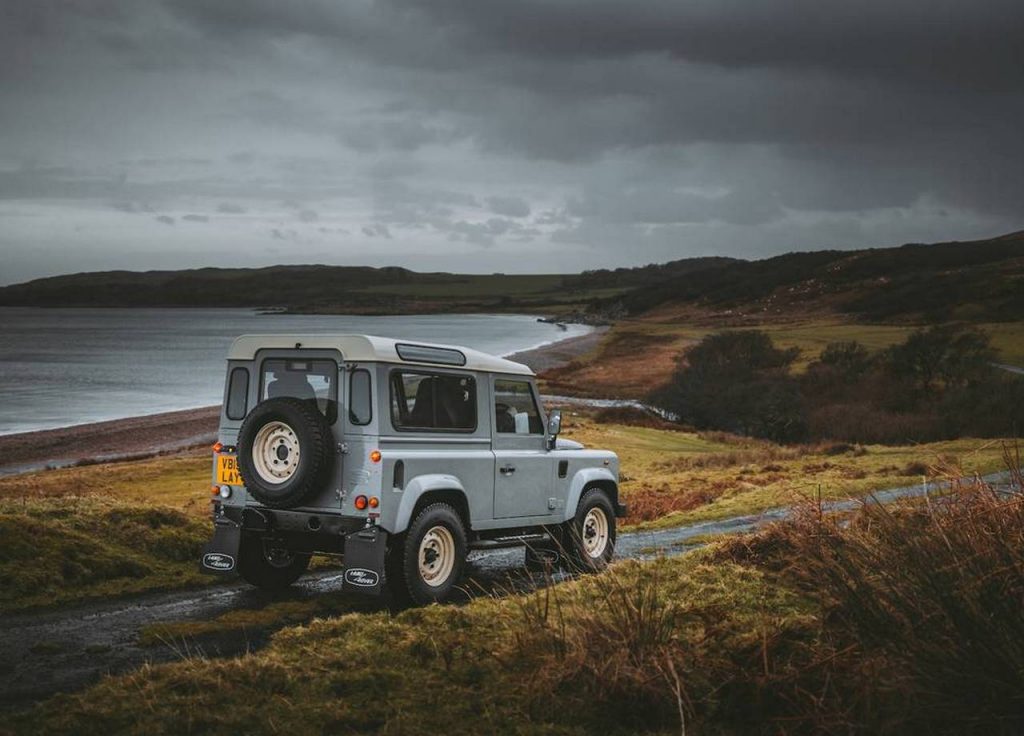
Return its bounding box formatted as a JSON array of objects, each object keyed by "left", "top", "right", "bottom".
[
  {"left": 388, "top": 503, "right": 467, "bottom": 605},
  {"left": 566, "top": 488, "right": 616, "bottom": 572},
  {"left": 237, "top": 535, "right": 311, "bottom": 591}
]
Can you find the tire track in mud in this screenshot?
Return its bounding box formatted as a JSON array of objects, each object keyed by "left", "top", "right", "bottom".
[{"left": 0, "top": 471, "right": 1013, "bottom": 710}]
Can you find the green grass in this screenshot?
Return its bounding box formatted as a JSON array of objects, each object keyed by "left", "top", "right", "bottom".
[
  {"left": 565, "top": 416, "right": 1010, "bottom": 530},
  {"left": 138, "top": 594, "right": 380, "bottom": 647},
  {"left": 0, "top": 496, "right": 212, "bottom": 613},
  {"left": 0, "top": 454, "right": 213, "bottom": 613},
  {"left": 8, "top": 551, "right": 815, "bottom": 735}
]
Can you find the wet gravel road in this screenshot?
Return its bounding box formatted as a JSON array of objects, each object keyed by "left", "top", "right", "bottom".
[{"left": 0, "top": 471, "right": 1013, "bottom": 710}]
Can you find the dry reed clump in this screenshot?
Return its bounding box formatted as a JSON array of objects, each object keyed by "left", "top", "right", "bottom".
[
  {"left": 492, "top": 557, "right": 815, "bottom": 734},
  {"left": 717, "top": 442, "right": 1024, "bottom": 732}
]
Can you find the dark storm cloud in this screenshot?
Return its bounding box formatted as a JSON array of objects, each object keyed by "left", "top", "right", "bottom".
[
  {"left": 156, "top": 0, "right": 1024, "bottom": 213},
  {"left": 0, "top": 0, "right": 1021, "bottom": 283}
]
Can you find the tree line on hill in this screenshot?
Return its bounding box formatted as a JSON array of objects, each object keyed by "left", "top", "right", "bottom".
[{"left": 654, "top": 327, "right": 1024, "bottom": 444}]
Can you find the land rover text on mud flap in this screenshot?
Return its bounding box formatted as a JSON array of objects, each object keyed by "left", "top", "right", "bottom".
[{"left": 200, "top": 334, "right": 625, "bottom": 605}]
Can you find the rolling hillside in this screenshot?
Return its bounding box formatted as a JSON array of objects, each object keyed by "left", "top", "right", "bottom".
[
  {"left": 1, "top": 232, "right": 1022, "bottom": 323},
  {"left": 596, "top": 231, "right": 1024, "bottom": 323}
]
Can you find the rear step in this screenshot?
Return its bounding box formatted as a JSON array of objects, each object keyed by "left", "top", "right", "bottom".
[{"left": 469, "top": 531, "right": 554, "bottom": 550}]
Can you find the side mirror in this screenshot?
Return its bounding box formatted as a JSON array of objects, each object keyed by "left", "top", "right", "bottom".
[{"left": 546, "top": 409, "right": 562, "bottom": 450}]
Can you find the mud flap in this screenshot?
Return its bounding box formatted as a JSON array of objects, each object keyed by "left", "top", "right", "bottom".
[
  {"left": 342, "top": 525, "right": 388, "bottom": 595},
  {"left": 199, "top": 520, "right": 241, "bottom": 576}
]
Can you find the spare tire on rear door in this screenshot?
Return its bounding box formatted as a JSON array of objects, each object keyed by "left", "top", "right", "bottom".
[{"left": 237, "top": 397, "right": 334, "bottom": 509}]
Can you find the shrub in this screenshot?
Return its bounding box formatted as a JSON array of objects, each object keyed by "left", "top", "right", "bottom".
[
  {"left": 885, "top": 325, "right": 995, "bottom": 393},
  {"left": 654, "top": 331, "right": 806, "bottom": 443},
  {"left": 659, "top": 327, "right": 1020, "bottom": 445}
]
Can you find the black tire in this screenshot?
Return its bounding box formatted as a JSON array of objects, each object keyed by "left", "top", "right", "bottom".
[
  {"left": 388, "top": 503, "right": 467, "bottom": 606},
  {"left": 566, "top": 488, "right": 616, "bottom": 572},
  {"left": 237, "top": 535, "right": 311, "bottom": 591},
  {"left": 237, "top": 397, "right": 334, "bottom": 509}
]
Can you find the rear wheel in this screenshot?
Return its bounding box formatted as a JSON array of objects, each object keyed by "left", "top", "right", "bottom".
[
  {"left": 388, "top": 503, "right": 467, "bottom": 605},
  {"left": 566, "top": 488, "right": 616, "bottom": 572},
  {"left": 237, "top": 535, "right": 311, "bottom": 591}
]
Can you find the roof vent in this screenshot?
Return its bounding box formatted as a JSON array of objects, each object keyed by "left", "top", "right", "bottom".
[{"left": 395, "top": 343, "right": 466, "bottom": 366}]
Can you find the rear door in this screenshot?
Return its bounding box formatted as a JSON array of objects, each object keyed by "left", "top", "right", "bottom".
[{"left": 491, "top": 376, "right": 553, "bottom": 518}]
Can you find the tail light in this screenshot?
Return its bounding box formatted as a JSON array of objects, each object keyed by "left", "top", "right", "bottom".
[{"left": 354, "top": 495, "right": 368, "bottom": 510}]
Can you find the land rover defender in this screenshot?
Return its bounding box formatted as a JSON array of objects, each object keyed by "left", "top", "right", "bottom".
[{"left": 201, "top": 334, "right": 624, "bottom": 604}]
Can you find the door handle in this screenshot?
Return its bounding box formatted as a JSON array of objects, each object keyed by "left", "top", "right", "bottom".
[{"left": 499, "top": 465, "right": 516, "bottom": 476}]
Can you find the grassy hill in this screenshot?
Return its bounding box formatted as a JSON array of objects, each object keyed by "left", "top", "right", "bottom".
[
  {"left": 597, "top": 230, "right": 1024, "bottom": 324},
  {"left": 2, "top": 231, "right": 1022, "bottom": 323},
  {"left": 0, "top": 259, "right": 727, "bottom": 315}
]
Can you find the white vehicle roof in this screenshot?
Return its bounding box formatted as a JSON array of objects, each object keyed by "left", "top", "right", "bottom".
[{"left": 227, "top": 334, "right": 534, "bottom": 376}]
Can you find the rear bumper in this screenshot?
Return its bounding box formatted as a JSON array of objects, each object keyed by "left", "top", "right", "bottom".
[
  {"left": 614, "top": 501, "right": 628, "bottom": 518},
  {"left": 200, "top": 505, "right": 385, "bottom": 594},
  {"left": 237, "top": 505, "right": 366, "bottom": 538}
]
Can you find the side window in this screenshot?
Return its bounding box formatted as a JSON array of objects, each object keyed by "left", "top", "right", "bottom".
[
  {"left": 225, "top": 367, "right": 249, "bottom": 420},
  {"left": 390, "top": 370, "right": 476, "bottom": 431},
  {"left": 494, "top": 379, "right": 542, "bottom": 434},
  {"left": 348, "top": 369, "right": 372, "bottom": 426},
  {"left": 260, "top": 358, "right": 338, "bottom": 423}
]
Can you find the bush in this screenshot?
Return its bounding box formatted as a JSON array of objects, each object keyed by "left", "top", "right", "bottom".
[
  {"left": 654, "top": 331, "right": 806, "bottom": 442},
  {"left": 657, "top": 328, "right": 1021, "bottom": 445}
]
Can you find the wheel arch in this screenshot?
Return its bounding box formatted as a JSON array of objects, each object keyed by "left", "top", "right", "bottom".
[
  {"left": 389, "top": 474, "right": 471, "bottom": 535},
  {"left": 562, "top": 467, "right": 620, "bottom": 523}
]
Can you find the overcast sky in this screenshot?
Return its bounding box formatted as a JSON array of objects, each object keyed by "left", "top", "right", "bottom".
[{"left": 1, "top": 0, "right": 1022, "bottom": 284}]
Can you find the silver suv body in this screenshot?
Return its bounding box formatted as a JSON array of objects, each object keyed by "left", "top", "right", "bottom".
[{"left": 201, "top": 334, "right": 624, "bottom": 603}]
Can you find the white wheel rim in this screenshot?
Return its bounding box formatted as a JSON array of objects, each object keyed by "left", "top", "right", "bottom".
[
  {"left": 418, "top": 525, "right": 456, "bottom": 587},
  {"left": 582, "top": 507, "right": 609, "bottom": 558},
  {"left": 251, "top": 420, "right": 301, "bottom": 484}
]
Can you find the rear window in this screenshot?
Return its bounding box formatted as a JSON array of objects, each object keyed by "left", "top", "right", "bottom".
[
  {"left": 390, "top": 370, "right": 476, "bottom": 431},
  {"left": 260, "top": 359, "right": 338, "bottom": 423}
]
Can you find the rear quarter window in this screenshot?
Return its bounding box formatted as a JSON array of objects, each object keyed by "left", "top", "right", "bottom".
[
  {"left": 349, "top": 369, "right": 372, "bottom": 425},
  {"left": 390, "top": 370, "right": 476, "bottom": 432},
  {"left": 225, "top": 367, "right": 249, "bottom": 420}
]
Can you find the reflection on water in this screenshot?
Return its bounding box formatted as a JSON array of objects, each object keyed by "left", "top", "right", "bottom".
[{"left": 0, "top": 308, "right": 589, "bottom": 435}]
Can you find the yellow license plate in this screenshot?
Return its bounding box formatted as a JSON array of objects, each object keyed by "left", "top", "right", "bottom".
[{"left": 216, "top": 454, "right": 242, "bottom": 485}]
